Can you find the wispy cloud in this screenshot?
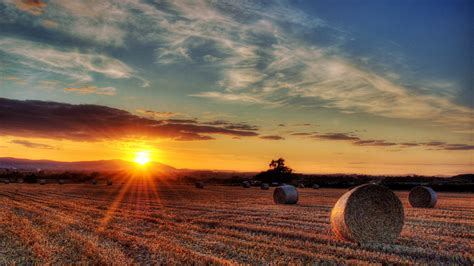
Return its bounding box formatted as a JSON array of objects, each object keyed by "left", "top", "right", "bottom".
[
  {"left": 0, "top": 37, "right": 147, "bottom": 86},
  {"left": 190, "top": 92, "right": 266, "bottom": 104},
  {"left": 204, "top": 120, "right": 259, "bottom": 131},
  {"left": 136, "top": 110, "right": 178, "bottom": 119},
  {"left": 64, "top": 86, "right": 116, "bottom": 96},
  {"left": 10, "top": 139, "right": 56, "bottom": 149}
]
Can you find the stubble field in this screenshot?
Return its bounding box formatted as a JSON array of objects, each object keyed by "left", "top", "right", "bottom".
[{"left": 0, "top": 180, "right": 473, "bottom": 265}]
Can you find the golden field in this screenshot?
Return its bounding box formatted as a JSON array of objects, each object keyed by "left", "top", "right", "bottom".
[{"left": 0, "top": 181, "right": 473, "bottom": 265}]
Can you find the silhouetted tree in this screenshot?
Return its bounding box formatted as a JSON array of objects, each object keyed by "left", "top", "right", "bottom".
[{"left": 255, "top": 158, "right": 293, "bottom": 184}]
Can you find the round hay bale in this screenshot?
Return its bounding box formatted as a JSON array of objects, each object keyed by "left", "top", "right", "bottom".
[
  {"left": 298, "top": 183, "right": 305, "bottom": 188},
  {"left": 409, "top": 186, "right": 437, "bottom": 208},
  {"left": 3, "top": 179, "right": 10, "bottom": 184},
  {"left": 39, "top": 179, "right": 46, "bottom": 185},
  {"left": 312, "top": 184, "right": 320, "bottom": 189},
  {"left": 242, "top": 181, "right": 251, "bottom": 188},
  {"left": 330, "top": 184, "right": 404, "bottom": 244},
  {"left": 260, "top": 183, "right": 269, "bottom": 190},
  {"left": 107, "top": 180, "right": 113, "bottom": 186},
  {"left": 195, "top": 182, "right": 204, "bottom": 189},
  {"left": 273, "top": 185, "right": 298, "bottom": 204},
  {"left": 92, "top": 179, "right": 97, "bottom": 185}
]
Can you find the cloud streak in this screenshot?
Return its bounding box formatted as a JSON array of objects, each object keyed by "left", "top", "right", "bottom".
[
  {"left": 0, "top": 97, "right": 258, "bottom": 141},
  {"left": 10, "top": 139, "right": 56, "bottom": 149},
  {"left": 136, "top": 110, "right": 178, "bottom": 119},
  {"left": 64, "top": 86, "right": 116, "bottom": 96},
  {"left": 260, "top": 135, "right": 285, "bottom": 140},
  {"left": 308, "top": 132, "right": 473, "bottom": 151}
]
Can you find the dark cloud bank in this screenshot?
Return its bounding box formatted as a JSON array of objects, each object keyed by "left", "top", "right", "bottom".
[{"left": 0, "top": 98, "right": 258, "bottom": 141}]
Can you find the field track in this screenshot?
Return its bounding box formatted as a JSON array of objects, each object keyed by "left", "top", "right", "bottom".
[{"left": 0, "top": 181, "right": 473, "bottom": 265}]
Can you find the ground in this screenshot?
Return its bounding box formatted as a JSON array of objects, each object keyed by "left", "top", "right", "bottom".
[{"left": 0, "top": 181, "right": 473, "bottom": 265}]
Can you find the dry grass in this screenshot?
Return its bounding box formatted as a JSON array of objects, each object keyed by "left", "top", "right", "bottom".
[{"left": 0, "top": 181, "right": 472, "bottom": 264}]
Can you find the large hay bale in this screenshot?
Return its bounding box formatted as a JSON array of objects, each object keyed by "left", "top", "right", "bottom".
[
  {"left": 409, "top": 186, "right": 437, "bottom": 208},
  {"left": 330, "top": 184, "right": 404, "bottom": 244},
  {"left": 298, "top": 183, "right": 305, "bottom": 188},
  {"left": 312, "top": 184, "right": 320, "bottom": 189},
  {"left": 195, "top": 182, "right": 204, "bottom": 189},
  {"left": 273, "top": 185, "right": 298, "bottom": 204},
  {"left": 260, "top": 183, "right": 269, "bottom": 190},
  {"left": 242, "top": 181, "right": 251, "bottom": 188},
  {"left": 107, "top": 180, "right": 113, "bottom": 186}
]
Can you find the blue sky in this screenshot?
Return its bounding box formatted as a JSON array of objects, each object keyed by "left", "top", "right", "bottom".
[
  {"left": 297, "top": 0, "right": 473, "bottom": 106},
  {"left": 0, "top": 0, "right": 472, "bottom": 174}
]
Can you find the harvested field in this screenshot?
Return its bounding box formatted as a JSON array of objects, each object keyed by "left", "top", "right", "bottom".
[{"left": 0, "top": 181, "right": 473, "bottom": 265}]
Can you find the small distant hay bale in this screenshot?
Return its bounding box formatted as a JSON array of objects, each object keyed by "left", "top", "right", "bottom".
[
  {"left": 409, "top": 186, "right": 437, "bottom": 208},
  {"left": 242, "top": 181, "right": 251, "bottom": 188},
  {"left": 107, "top": 180, "right": 113, "bottom": 186},
  {"left": 195, "top": 182, "right": 204, "bottom": 189},
  {"left": 330, "top": 184, "right": 404, "bottom": 244},
  {"left": 39, "top": 179, "right": 46, "bottom": 185},
  {"left": 260, "top": 183, "right": 269, "bottom": 190},
  {"left": 58, "top": 179, "right": 65, "bottom": 185},
  {"left": 271, "top": 182, "right": 279, "bottom": 187},
  {"left": 92, "top": 179, "right": 97, "bottom": 185},
  {"left": 3, "top": 179, "right": 10, "bottom": 184},
  {"left": 273, "top": 185, "right": 299, "bottom": 204},
  {"left": 312, "top": 184, "right": 320, "bottom": 189},
  {"left": 17, "top": 178, "right": 24, "bottom": 183},
  {"left": 298, "top": 183, "right": 305, "bottom": 188}
]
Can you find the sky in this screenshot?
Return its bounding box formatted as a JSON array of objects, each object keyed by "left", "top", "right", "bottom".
[{"left": 0, "top": 0, "right": 472, "bottom": 175}]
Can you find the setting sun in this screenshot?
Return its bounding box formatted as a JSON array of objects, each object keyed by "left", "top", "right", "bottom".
[{"left": 134, "top": 151, "right": 150, "bottom": 165}]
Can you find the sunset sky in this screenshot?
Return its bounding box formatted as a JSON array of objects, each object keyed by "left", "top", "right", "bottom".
[{"left": 0, "top": 0, "right": 472, "bottom": 175}]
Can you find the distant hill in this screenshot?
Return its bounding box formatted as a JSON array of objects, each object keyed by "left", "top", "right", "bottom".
[{"left": 0, "top": 157, "right": 177, "bottom": 173}]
